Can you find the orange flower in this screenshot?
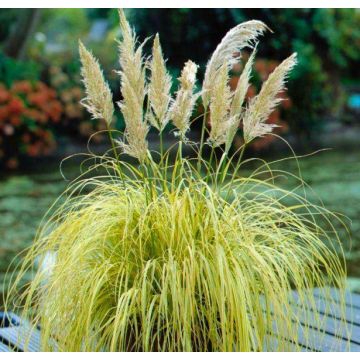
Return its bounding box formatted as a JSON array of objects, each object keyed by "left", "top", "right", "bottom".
[
  {"left": 41, "top": 101, "right": 61, "bottom": 122},
  {"left": 49, "top": 101, "right": 62, "bottom": 122},
  {"left": 0, "top": 106, "right": 9, "bottom": 121},
  {"left": 28, "top": 92, "right": 48, "bottom": 107},
  {"left": 0, "top": 87, "right": 10, "bottom": 103},
  {"left": 246, "top": 85, "right": 256, "bottom": 99},
  {"left": 255, "top": 59, "right": 267, "bottom": 75},
  {"left": 267, "top": 60, "right": 279, "bottom": 73},
  {"left": 47, "top": 88, "right": 57, "bottom": 99},
  {"left": 229, "top": 76, "right": 239, "bottom": 92},
  {"left": 11, "top": 80, "right": 33, "bottom": 94},
  {"left": 8, "top": 97, "right": 24, "bottom": 115}
]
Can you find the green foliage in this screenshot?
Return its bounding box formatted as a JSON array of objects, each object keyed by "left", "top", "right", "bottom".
[
  {"left": 286, "top": 41, "right": 330, "bottom": 138},
  {"left": 0, "top": 52, "right": 40, "bottom": 87},
  {"left": 0, "top": 9, "right": 18, "bottom": 44},
  {"left": 312, "top": 9, "right": 360, "bottom": 68},
  {"left": 37, "top": 9, "right": 90, "bottom": 50}
]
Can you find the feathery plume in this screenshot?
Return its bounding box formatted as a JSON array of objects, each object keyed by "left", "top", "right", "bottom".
[
  {"left": 207, "top": 63, "right": 236, "bottom": 148},
  {"left": 230, "top": 45, "right": 257, "bottom": 119},
  {"left": 79, "top": 41, "right": 114, "bottom": 126},
  {"left": 202, "top": 20, "right": 267, "bottom": 107},
  {"left": 147, "top": 34, "right": 172, "bottom": 132},
  {"left": 223, "top": 46, "right": 258, "bottom": 152},
  {"left": 117, "top": 9, "right": 148, "bottom": 162},
  {"left": 242, "top": 53, "right": 297, "bottom": 144},
  {"left": 169, "top": 60, "right": 198, "bottom": 139}
]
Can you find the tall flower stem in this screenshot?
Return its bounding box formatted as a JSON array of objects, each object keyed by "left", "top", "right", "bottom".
[
  {"left": 197, "top": 106, "right": 208, "bottom": 173},
  {"left": 224, "top": 143, "right": 247, "bottom": 200},
  {"left": 205, "top": 145, "right": 215, "bottom": 184},
  {"left": 106, "top": 124, "right": 126, "bottom": 187},
  {"left": 107, "top": 125, "right": 119, "bottom": 162},
  {"left": 159, "top": 129, "right": 164, "bottom": 162},
  {"left": 215, "top": 151, "right": 228, "bottom": 192}
]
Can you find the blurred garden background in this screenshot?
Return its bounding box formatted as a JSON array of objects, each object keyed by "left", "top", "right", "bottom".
[{"left": 0, "top": 8, "right": 359, "bottom": 303}]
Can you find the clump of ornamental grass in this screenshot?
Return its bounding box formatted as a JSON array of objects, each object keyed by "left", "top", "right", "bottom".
[{"left": 6, "top": 10, "right": 348, "bottom": 351}]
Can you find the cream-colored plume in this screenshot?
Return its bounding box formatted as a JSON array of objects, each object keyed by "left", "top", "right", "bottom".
[
  {"left": 242, "top": 53, "right": 297, "bottom": 144},
  {"left": 169, "top": 60, "right": 198, "bottom": 138},
  {"left": 147, "top": 34, "right": 172, "bottom": 132},
  {"left": 79, "top": 41, "right": 114, "bottom": 126},
  {"left": 230, "top": 45, "right": 257, "bottom": 119},
  {"left": 207, "top": 64, "right": 239, "bottom": 149},
  {"left": 222, "top": 46, "right": 258, "bottom": 152},
  {"left": 117, "top": 9, "right": 148, "bottom": 162},
  {"left": 202, "top": 20, "right": 267, "bottom": 107}
]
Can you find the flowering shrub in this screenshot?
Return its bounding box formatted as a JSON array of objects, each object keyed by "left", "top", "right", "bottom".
[{"left": 0, "top": 80, "right": 62, "bottom": 169}]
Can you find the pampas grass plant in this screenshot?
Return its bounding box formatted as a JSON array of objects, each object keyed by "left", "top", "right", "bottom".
[{"left": 6, "top": 9, "right": 348, "bottom": 352}]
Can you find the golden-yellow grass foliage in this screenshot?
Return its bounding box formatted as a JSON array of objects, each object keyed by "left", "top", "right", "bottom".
[{"left": 6, "top": 159, "right": 347, "bottom": 351}]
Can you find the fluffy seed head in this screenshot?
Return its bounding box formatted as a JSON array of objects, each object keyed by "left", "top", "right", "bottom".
[
  {"left": 147, "top": 34, "right": 172, "bottom": 131},
  {"left": 202, "top": 20, "right": 267, "bottom": 107},
  {"left": 117, "top": 9, "right": 148, "bottom": 162},
  {"left": 79, "top": 41, "right": 114, "bottom": 126},
  {"left": 222, "top": 47, "right": 258, "bottom": 152},
  {"left": 207, "top": 63, "right": 237, "bottom": 148},
  {"left": 169, "top": 60, "right": 199, "bottom": 138},
  {"left": 242, "top": 53, "right": 297, "bottom": 143},
  {"left": 230, "top": 46, "right": 257, "bottom": 119}
]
